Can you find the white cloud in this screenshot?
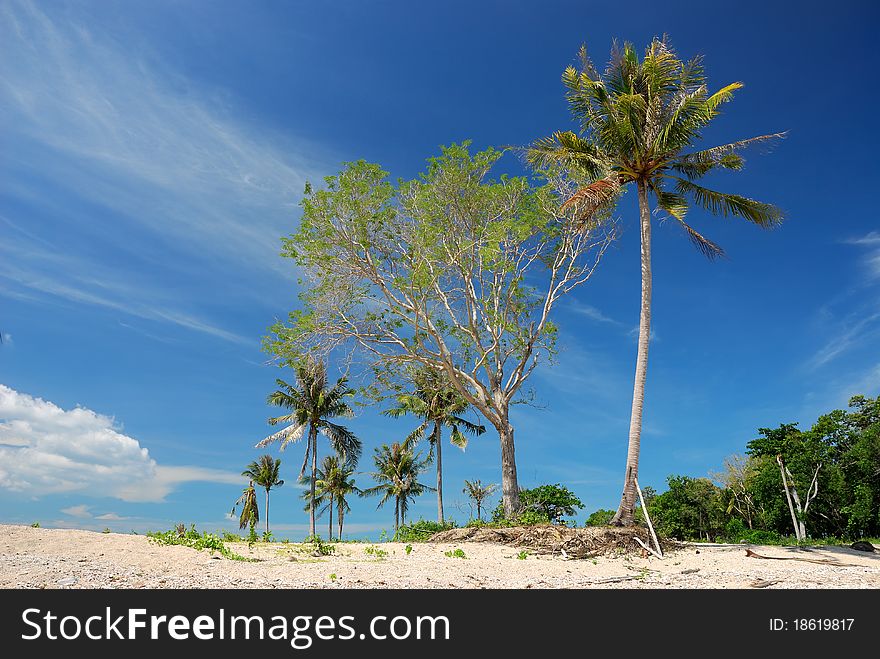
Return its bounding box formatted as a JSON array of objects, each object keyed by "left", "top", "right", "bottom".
[
  {"left": 0, "top": 384, "right": 244, "bottom": 502},
  {"left": 844, "top": 231, "right": 880, "bottom": 279},
  {"left": 628, "top": 325, "right": 659, "bottom": 343},
  {"left": 809, "top": 311, "right": 880, "bottom": 369},
  {"left": 94, "top": 513, "right": 126, "bottom": 521},
  {"left": 566, "top": 301, "right": 621, "bottom": 325},
  {"left": 60, "top": 504, "right": 91, "bottom": 518}
]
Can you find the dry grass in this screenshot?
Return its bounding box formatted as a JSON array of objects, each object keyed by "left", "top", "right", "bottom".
[{"left": 428, "top": 525, "right": 681, "bottom": 559}]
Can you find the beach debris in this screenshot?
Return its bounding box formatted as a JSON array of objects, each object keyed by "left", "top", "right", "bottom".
[
  {"left": 57, "top": 577, "right": 77, "bottom": 587},
  {"left": 850, "top": 541, "right": 876, "bottom": 553},
  {"left": 745, "top": 549, "right": 841, "bottom": 565},
  {"left": 749, "top": 578, "right": 782, "bottom": 588},
  {"left": 680, "top": 568, "right": 700, "bottom": 574},
  {"left": 428, "top": 525, "right": 679, "bottom": 559}
]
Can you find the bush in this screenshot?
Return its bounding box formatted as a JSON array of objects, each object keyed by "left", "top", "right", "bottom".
[
  {"left": 491, "top": 483, "right": 583, "bottom": 526},
  {"left": 394, "top": 519, "right": 457, "bottom": 542},
  {"left": 147, "top": 524, "right": 252, "bottom": 561},
  {"left": 585, "top": 509, "right": 616, "bottom": 527}
]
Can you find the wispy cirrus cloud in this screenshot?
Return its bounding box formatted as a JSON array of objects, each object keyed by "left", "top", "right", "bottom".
[
  {"left": 566, "top": 300, "right": 622, "bottom": 325},
  {"left": 843, "top": 231, "right": 880, "bottom": 279},
  {"left": 0, "top": 1, "right": 330, "bottom": 342},
  {"left": 0, "top": 384, "right": 244, "bottom": 503}
]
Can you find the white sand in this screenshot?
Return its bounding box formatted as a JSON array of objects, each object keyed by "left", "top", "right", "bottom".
[{"left": 1, "top": 524, "right": 877, "bottom": 589}]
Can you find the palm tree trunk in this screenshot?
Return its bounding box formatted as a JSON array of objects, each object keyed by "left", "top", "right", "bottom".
[
  {"left": 434, "top": 421, "right": 444, "bottom": 524},
  {"left": 309, "top": 425, "right": 318, "bottom": 539},
  {"left": 265, "top": 488, "right": 270, "bottom": 535},
  {"left": 328, "top": 493, "right": 334, "bottom": 541},
  {"left": 338, "top": 504, "right": 344, "bottom": 540},
  {"left": 477, "top": 500, "right": 482, "bottom": 521},
  {"left": 394, "top": 498, "right": 399, "bottom": 534},
  {"left": 612, "top": 179, "right": 653, "bottom": 526}
]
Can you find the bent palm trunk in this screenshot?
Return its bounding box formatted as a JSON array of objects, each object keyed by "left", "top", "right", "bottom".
[{"left": 613, "top": 179, "right": 653, "bottom": 526}]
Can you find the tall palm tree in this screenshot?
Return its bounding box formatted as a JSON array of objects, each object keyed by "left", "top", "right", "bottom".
[
  {"left": 383, "top": 367, "right": 485, "bottom": 524},
  {"left": 528, "top": 37, "right": 784, "bottom": 525},
  {"left": 256, "top": 357, "right": 362, "bottom": 539},
  {"left": 301, "top": 454, "right": 362, "bottom": 540},
  {"left": 363, "top": 442, "right": 434, "bottom": 533},
  {"left": 231, "top": 480, "right": 259, "bottom": 532},
  {"left": 463, "top": 479, "right": 498, "bottom": 521},
  {"left": 242, "top": 455, "right": 284, "bottom": 535}
]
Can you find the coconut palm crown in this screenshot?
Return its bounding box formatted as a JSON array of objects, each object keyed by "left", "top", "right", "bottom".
[
  {"left": 242, "top": 455, "right": 284, "bottom": 535},
  {"left": 383, "top": 367, "right": 485, "bottom": 523},
  {"left": 256, "top": 357, "right": 361, "bottom": 538},
  {"left": 528, "top": 37, "right": 785, "bottom": 525}
]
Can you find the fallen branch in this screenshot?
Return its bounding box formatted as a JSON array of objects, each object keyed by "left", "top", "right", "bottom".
[
  {"left": 635, "top": 478, "right": 663, "bottom": 558},
  {"left": 592, "top": 575, "right": 643, "bottom": 584},
  {"left": 634, "top": 536, "right": 662, "bottom": 559},
  {"left": 749, "top": 578, "right": 782, "bottom": 589},
  {"left": 745, "top": 549, "right": 840, "bottom": 565}
]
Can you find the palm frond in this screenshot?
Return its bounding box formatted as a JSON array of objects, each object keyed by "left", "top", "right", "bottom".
[
  {"left": 672, "top": 132, "right": 787, "bottom": 179},
  {"left": 559, "top": 176, "right": 621, "bottom": 223},
  {"left": 445, "top": 416, "right": 485, "bottom": 436},
  {"left": 650, "top": 183, "right": 689, "bottom": 221},
  {"left": 403, "top": 421, "right": 429, "bottom": 449},
  {"left": 320, "top": 422, "right": 362, "bottom": 468},
  {"left": 449, "top": 425, "right": 468, "bottom": 450},
  {"left": 526, "top": 131, "right": 606, "bottom": 178},
  {"left": 676, "top": 218, "right": 725, "bottom": 259},
  {"left": 255, "top": 422, "right": 307, "bottom": 449},
  {"left": 673, "top": 177, "right": 784, "bottom": 227}
]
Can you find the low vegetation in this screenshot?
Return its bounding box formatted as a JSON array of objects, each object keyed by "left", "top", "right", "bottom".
[{"left": 147, "top": 524, "right": 253, "bottom": 561}]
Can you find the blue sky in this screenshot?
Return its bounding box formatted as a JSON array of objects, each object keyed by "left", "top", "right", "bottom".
[{"left": 1, "top": 0, "right": 878, "bottom": 539}]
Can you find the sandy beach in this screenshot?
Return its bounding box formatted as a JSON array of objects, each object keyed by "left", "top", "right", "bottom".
[{"left": 1, "top": 524, "right": 877, "bottom": 589}]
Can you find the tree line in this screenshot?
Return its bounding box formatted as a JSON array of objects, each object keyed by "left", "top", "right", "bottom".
[{"left": 593, "top": 395, "right": 879, "bottom": 542}]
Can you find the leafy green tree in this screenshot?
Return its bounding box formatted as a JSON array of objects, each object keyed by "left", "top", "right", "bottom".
[
  {"left": 528, "top": 38, "right": 784, "bottom": 525},
  {"left": 301, "top": 454, "right": 361, "bottom": 540},
  {"left": 256, "top": 358, "right": 361, "bottom": 539},
  {"left": 384, "top": 367, "right": 485, "bottom": 523},
  {"left": 231, "top": 480, "right": 259, "bottom": 534},
  {"left": 242, "top": 455, "right": 284, "bottom": 535},
  {"left": 363, "top": 442, "right": 434, "bottom": 533},
  {"left": 585, "top": 509, "right": 615, "bottom": 527},
  {"left": 747, "top": 424, "right": 826, "bottom": 541},
  {"left": 518, "top": 483, "right": 584, "bottom": 524},
  {"left": 462, "top": 479, "right": 498, "bottom": 521},
  {"left": 649, "top": 476, "right": 726, "bottom": 541},
  {"left": 266, "top": 143, "right": 613, "bottom": 516}
]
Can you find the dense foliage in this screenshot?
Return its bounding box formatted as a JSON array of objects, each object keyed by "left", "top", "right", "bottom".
[
  {"left": 645, "top": 396, "right": 880, "bottom": 541},
  {"left": 492, "top": 483, "right": 584, "bottom": 526}
]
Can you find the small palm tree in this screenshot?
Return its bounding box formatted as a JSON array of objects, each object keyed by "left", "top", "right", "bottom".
[
  {"left": 463, "top": 479, "right": 498, "bottom": 521},
  {"left": 384, "top": 367, "right": 485, "bottom": 524},
  {"left": 301, "top": 454, "right": 362, "bottom": 540},
  {"left": 528, "top": 37, "right": 784, "bottom": 525},
  {"left": 242, "top": 455, "right": 284, "bottom": 535},
  {"left": 231, "top": 480, "right": 259, "bottom": 533},
  {"left": 363, "top": 442, "right": 434, "bottom": 533},
  {"left": 256, "top": 357, "right": 362, "bottom": 539}
]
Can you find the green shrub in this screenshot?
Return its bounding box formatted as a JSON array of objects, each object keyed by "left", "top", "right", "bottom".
[
  {"left": 585, "top": 509, "right": 616, "bottom": 527},
  {"left": 444, "top": 548, "right": 466, "bottom": 559},
  {"left": 147, "top": 525, "right": 252, "bottom": 561},
  {"left": 394, "top": 519, "right": 456, "bottom": 542},
  {"left": 490, "top": 484, "right": 583, "bottom": 526},
  {"left": 364, "top": 544, "right": 388, "bottom": 559}
]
